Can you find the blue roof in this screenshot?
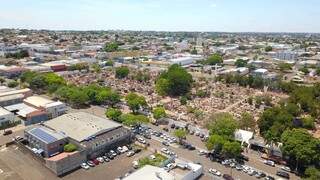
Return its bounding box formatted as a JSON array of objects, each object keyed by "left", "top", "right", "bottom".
[{"left": 29, "top": 128, "right": 58, "bottom": 144}]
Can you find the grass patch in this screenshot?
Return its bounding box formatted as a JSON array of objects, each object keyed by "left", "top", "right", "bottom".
[{"left": 138, "top": 153, "right": 167, "bottom": 168}]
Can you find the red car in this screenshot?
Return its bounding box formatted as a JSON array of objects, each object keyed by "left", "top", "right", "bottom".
[{"left": 92, "top": 159, "right": 100, "bottom": 165}]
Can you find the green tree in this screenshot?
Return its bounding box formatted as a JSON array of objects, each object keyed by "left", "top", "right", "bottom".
[
  {"left": 302, "top": 115, "right": 315, "bottom": 130},
  {"left": 119, "top": 113, "right": 149, "bottom": 126},
  {"left": 206, "top": 134, "right": 225, "bottom": 151},
  {"left": 115, "top": 66, "right": 129, "bottom": 79},
  {"left": 125, "top": 92, "right": 147, "bottom": 113},
  {"left": 299, "top": 67, "right": 310, "bottom": 74},
  {"left": 105, "top": 108, "right": 122, "bottom": 122},
  {"left": 235, "top": 59, "right": 247, "bottom": 67},
  {"left": 278, "top": 63, "right": 293, "bottom": 72},
  {"left": 64, "top": 143, "right": 77, "bottom": 152},
  {"left": 152, "top": 106, "right": 166, "bottom": 120},
  {"left": 173, "top": 129, "right": 187, "bottom": 144},
  {"left": 105, "top": 60, "right": 114, "bottom": 66},
  {"left": 156, "top": 64, "right": 193, "bottom": 96},
  {"left": 304, "top": 167, "right": 320, "bottom": 180},
  {"left": 265, "top": 46, "right": 273, "bottom": 52},
  {"left": 281, "top": 129, "right": 320, "bottom": 171},
  {"left": 104, "top": 42, "right": 119, "bottom": 52},
  {"left": 206, "top": 53, "right": 223, "bottom": 65},
  {"left": 29, "top": 75, "right": 47, "bottom": 90},
  {"left": 239, "top": 112, "right": 255, "bottom": 131},
  {"left": 0, "top": 77, "right": 5, "bottom": 84},
  {"left": 7, "top": 80, "right": 19, "bottom": 88},
  {"left": 207, "top": 113, "right": 238, "bottom": 139},
  {"left": 222, "top": 141, "right": 242, "bottom": 158}
]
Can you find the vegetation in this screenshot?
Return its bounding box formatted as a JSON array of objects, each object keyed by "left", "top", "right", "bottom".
[
  {"left": 119, "top": 113, "right": 149, "bottom": 126},
  {"left": 125, "top": 92, "right": 147, "bottom": 113},
  {"left": 68, "top": 63, "right": 89, "bottom": 71},
  {"left": 104, "top": 42, "right": 119, "bottom": 52},
  {"left": 207, "top": 112, "right": 238, "bottom": 139},
  {"left": 5, "top": 50, "right": 29, "bottom": 59},
  {"left": 7, "top": 80, "right": 19, "bottom": 88},
  {"left": 278, "top": 63, "right": 293, "bottom": 72},
  {"left": 138, "top": 154, "right": 167, "bottom": 168},
  {"left": 64, "top": 143, "right": 77, "bottom": 152},
  {"left": 173, "top": 129, "right": 187, "bottom": 144},
  {"left": 105, "top": 108, "right": 122, "bottom": 122},
  {"left": 299, "top": 67, "right": 310, "bottom": 74},
  {"left": 235, "top": 59, "right": 247, "bottom": 67},
  {"left": 205, "top": 53, "right": 223, "bottom": 65},
  {"left": 156, "top": 64, "right": 193, "bottom": 96},
  {"left": 265, "top": 46, "right": 273, "bottom": 52},
  {"left": 115, "top": 66, "right": 129, "bottom": 79},
  {"left": 238, "top": 112, "right": 255, "bottom": 131},
  {"left": 152, "top": 106, "right": 166, "bottom": 120},
  {"left": 281, "top": 129, "right": 320, "bottom": 172}
]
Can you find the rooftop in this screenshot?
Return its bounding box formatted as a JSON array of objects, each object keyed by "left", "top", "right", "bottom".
[
  {"left": 26, "top": 126, "right": 67, "bottom": 144},
  {"left": 24, "top": 96, "right": 54, "bottom": 108},
  {"left": 123, "top": 165, "right": 174, "bottom": 180},
  {"left": 44, "top": 112, "right": 122, "bottom": 142},
  {"left": 0, "top": 107, "right": 13, "bottom": 116}
]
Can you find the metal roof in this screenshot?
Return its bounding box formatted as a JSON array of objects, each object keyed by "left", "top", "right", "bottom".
[
  {"left": 27, "top": 126, "right": 67, "bottom": 144},
  {"left": 44, "top": 112, "right": 122, "bottom": 142}
]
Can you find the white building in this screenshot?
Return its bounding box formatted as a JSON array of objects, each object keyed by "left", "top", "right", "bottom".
[
  {"left": 0, "top": 107, "right": 15, "bottom": 126},
  {"left": 23, "top": 96, "right": 66, "bottom": 119},
  {"left": 269, "top": 51, "right": 298, "bottom": 61},
  {"left": 169, "top": 57, "right": 195, "bottom": 66}
]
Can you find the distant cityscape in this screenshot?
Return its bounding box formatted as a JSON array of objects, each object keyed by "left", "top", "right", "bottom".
[{"left": 0, "top": 28, "right": 319, "bottom": 180}]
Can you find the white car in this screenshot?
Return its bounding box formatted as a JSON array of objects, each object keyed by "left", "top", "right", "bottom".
[
  {"left": 149, "top": 155, "right": 156, "bottom": 160},
  {"left": 126, "top": 151, "right": 135, "bottom": 157},
  {"left": 96, "top": 157, "right": 104, "bottom": 163},
  {"left": 281, "top": 166, "right": 291, "bottom": 172},
  {"left": 132, "top": 161, "right": 139, "bottom": 169},
  {"left": 81, "top": 163, "right": 90, "bottom": 170},
  {"left": 122, "top": 146, "right": 129, "bottom": 153}
]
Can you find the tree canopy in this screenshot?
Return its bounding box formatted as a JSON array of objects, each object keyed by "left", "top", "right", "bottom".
[
  {"left": 119, "top": 113, "right": 149, "bottom": 126},
  {"left": 104, "top": 42, "right": 119, "bottom": 52},
  {"left": 207, "top": 112, "right": 238, "bottom": 139},
  {"left": 105, "top": 108, "right": 122, "bottom": 122},
  {"left": 206, "top": 53, "right": 223, "bottom": 65},
  {"left": 115, "top": 66, "right": 129, "bottom": 79},
  {"left": 156, "top": 64, "right": 193, "bottom": 96},
  {"left": 125, "top": 92, "right": 147, "bottom": 113},
  {"left": 152, "top": 106, "right": 166, "bottom": 120},
  {"left": 235, "top": 59, "right": 247, "bottom": 67}
]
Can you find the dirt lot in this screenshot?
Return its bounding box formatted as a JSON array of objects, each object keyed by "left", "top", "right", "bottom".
[{"left": 0, "top": 145, "right": 150, "bottom": 180}]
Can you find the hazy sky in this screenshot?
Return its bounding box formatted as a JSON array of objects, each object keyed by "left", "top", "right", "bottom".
[{"left": 0, "top": 0, "right": 319, "bottom": 32}]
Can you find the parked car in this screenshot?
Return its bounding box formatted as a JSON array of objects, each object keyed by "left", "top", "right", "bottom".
[
  {"left": 265, "top": 175, "right": 275, "bottom": 180},
  {"left": 87, "top": 161, "right": 95, "bottom": 167},
  {"left": 281, "top": 166, "right": 291, "bottom": 172},
  {"left": 92, "top": 159, "right": 100, "bottom": 165},
  {"left": 102, "top": 156, "right": 110, "bottom": 162},
  {"left": 81, "top": 163, "right": 90, "bottom": 170},
  {"left": 209, "top": 168, "right": 221, "bottom": 176},
  {"left": 264, "top": 160, "right": 275, "bottom": 167},
  {"left": 3, "top": 130, "right": 12, "bottom": 136},
  {"left": 170, "top": 124, "right": 175, "bottom": 129},
  {"left": 134, "top": 148, "right": 142, "bottom": 154},
  {"left": 162, "top": 141, "right": 169, "bottom": 146},
  {"left": 96, "top": 157, "right": 104, "bottom": 163},
  {"left": 276, "top": 171, "right": 290, "bottom": 179},
  {"left": 132, "top": 161, "right": 139, "bottom": 169},
  {"left": 126, "top": 151, "right": 135, "bottom": 157}
]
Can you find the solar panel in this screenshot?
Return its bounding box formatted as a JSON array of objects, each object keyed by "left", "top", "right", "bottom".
[{"left": 30, "top": 128, "right": 58, "bottom": 144}]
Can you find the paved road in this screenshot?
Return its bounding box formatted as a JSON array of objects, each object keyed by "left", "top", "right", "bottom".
[{"left": 146, "top": 124, "right": 300, "bottom": 180}]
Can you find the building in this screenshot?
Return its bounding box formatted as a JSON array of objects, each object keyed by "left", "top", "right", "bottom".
[
  {"left": 0, "top": 88, "right": 32, "bottom": 98},
  {"left": 0, "top": 107, "right": 15, "bottom": 126},
  {"left": 4, "top": 103, "right": 48, "bottom": 126},
  {"left": 0, "top": 66, "right": 27, "bottom": 78},
  {"left": 23, "top": 96, "right": 66, "bottom": 119},
  {"left": 24, "top": 126, "right": 68, "bottom": 157},
  {"left": 0, "top": 94, "right": 24, "bottom": 106},
  {"left": 169, "top": 57, "right": 195, "bottom": 66},
  {"left": 253, "top": 68, "right": 269, "bottom": 77},
  {"left": 124, "top": 163, "right": 203, "bottom": 180},
  {"left": 44, "top": 112, "right": 132, "bottom": 158},
  {"left": 270, "top": 51, "right": 298, "bottom": 61}
]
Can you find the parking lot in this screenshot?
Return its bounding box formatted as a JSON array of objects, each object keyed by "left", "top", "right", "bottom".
[{"left": 0, "top": 144, "right": 151, "bottom": 180}]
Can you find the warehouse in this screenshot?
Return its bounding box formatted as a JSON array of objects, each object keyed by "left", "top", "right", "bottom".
[{"left": 44, "top": 112, "right": 132, "bottom": 158}]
